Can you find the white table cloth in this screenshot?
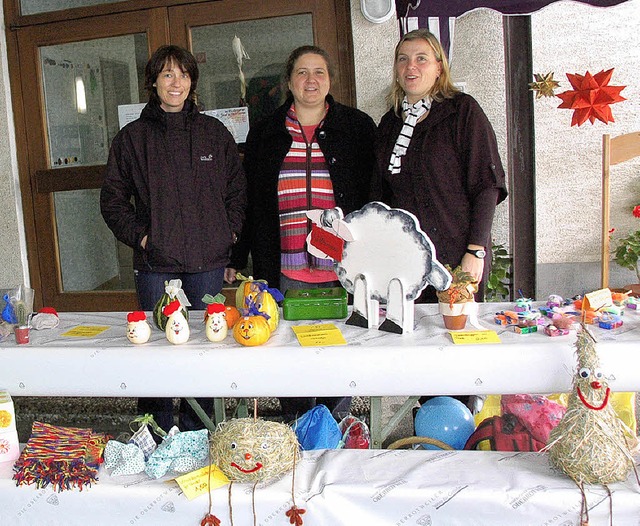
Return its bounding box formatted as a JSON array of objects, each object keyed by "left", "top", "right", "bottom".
[
  {"left": 1, "top": 448, "right": 639, "bottom": 525},
  {"left": 1, "top": 303, "right": 640, "bottom": 398}
]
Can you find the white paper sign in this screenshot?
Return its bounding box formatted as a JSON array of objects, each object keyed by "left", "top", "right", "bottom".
[
  {"left": 117, "top": 103, "right": 146, "bottom": 129},
  {"left": 203, "top": 107, "right": 249, "bottom": 143}
]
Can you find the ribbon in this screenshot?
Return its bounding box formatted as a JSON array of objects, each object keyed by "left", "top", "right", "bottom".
[
  {"left": 165, "top": 279, "right": 192, "bottom": 307},
  {"left": 129, "top": 414, "right": 167, "bottom": 438}
]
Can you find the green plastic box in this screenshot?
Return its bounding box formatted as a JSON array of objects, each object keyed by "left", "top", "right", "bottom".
[{"left": 282, "top": 287, "right": 348, "bottom": 320}]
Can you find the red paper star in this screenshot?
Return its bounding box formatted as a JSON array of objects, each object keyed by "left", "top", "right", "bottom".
[{"left": 556, "top": 69, "right": 626, "bottom": 126}]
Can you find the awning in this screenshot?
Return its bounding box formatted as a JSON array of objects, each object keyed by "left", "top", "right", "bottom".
[{"left": 396, "top": 0, "right": 629, "bottom": 18}]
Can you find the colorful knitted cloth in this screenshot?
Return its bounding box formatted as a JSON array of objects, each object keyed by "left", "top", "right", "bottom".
[{"left": 13, "top": 421, "right": 109, "bottom": 492}]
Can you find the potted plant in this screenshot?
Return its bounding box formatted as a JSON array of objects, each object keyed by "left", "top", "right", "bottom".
[
  {"left": 436, "top": 265, "right": 478, "bottom": 330},
  {"left": 12, "top": 299, "right": 31, "bottom": 344},
  {"left": 612, "top": 204, "right": 640, "bottom": 295}
]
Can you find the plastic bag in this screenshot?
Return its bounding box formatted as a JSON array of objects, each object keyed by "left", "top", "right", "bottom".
[
  {"left": 338, "top": 415, "right": 370, "bottom": 449},
  {"left": 292, "top": 405, "right": 342, "bottom": 450}
]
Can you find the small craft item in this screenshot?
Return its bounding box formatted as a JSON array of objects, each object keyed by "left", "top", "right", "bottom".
[
  {"left": 153, "top": 279, "right": 191, "bottom": 330},
  {"left": 529, "top": 71, "right": 560, "bottom": 99},
  {"left": 233, "top": 306, "right": 272, "bottom": 347},
  {"left": 545, "top": 326, "right": 639, "bottom": 525},
  {"left": 252, "top": 287, "right": 282, "bottom": 331},
  {"left": 164, "top": 299, "right": 190, "bottom": 344},
  {"left": 13, "top": 421, "right": 109, "bottom": 491},
  {"left": 103, "top": 440, "right": 146, "bottom": 476},
  {"left": 128, "top": 413, "right": 168, "bottom": 460},
  {"left": 126, "top": 311, "right": 151, "bottom": 344},
  {"left": 0, "top": 390, "right": 20, "bottom": 463},
  {"left": 204, "top": 414, "right": 303, "bottom": 526},
  {"left": 557, "top": 68, "right": 626, "bottom": 126},
  {"left": 30, "top": 307, "right": 59, "bottom": 330},
  {"left": 145, "top": 428, "right": 209, "bottom": 479},
  {"left": 333, "top": 202, "right": 452, "bottom": 334},
  {"left": 205, "top": 303, "right": 228, "bottom": 342},
  {"left": 234, "top": 273, "right": 268, "bottom": 310}
]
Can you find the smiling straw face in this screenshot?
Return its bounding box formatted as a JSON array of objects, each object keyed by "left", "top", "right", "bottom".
[{"left": 210, "top": 418, "right": 300, "bottom": 483}]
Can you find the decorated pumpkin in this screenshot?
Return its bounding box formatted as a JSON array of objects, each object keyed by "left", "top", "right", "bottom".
[
  {"left": 153, "top": 280, "right": 190, "bottom": 331},
  {"left": 205, "top": 303, "right": 228, "bottom": 342},
  {"left": 126, "top": 311, "right": 151, "bottom": 344},
  {"left": 255, "top": 289, "right": 279, "bottom": 331},
  {"left": 164, "top": 299, "right": 190, "bottom": 344},
  {"left": 234, "top": 273, "right": 268, "bottom": 309},
  {"left": 233, "top": 315, "right": 271, "bottom": 346}
]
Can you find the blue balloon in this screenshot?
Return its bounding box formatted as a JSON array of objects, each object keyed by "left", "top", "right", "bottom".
[{"left": 414, "top": 397, "right": 475, "bottom": 450}]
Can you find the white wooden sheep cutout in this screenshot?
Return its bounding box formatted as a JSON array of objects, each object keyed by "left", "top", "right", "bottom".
[{"left": 307, "top": 202, "right": 451, "bottom": 334}]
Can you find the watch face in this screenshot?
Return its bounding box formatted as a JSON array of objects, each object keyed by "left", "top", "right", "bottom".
[{"left": 477, "top": 249, "right": 486, "bottom": 258}]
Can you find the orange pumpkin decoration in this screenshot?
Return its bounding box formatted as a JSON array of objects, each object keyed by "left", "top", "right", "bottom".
[
  {"left": 224, "top": 305, "right": 241, "bottom": 329},
  {"left": 255, "top": 290, "right": 279, "bottom": 332},
  {"left": 233, "top": 315, "right": 271, "bottom": 346}
]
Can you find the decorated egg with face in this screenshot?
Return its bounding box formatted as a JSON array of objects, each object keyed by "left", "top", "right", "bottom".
[
  {"left": 210, "top": 418, "right": 300, "bottom": 483},
  {"left": 163, "top": 300, "right": 190, "bottom": 344},
  {"left": 205, "top": 303, "right": 228, "bottom": 342},
  {"left": 126, "top": 311, "right": 151, "bottom": 344}
]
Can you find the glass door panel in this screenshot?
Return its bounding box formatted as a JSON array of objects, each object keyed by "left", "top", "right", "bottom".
[
  {"left": 21, "top": 0, "right": 128, "bottom": 16},
  {"left": 191, "top": 15, "right": 313, "bottom": 126},
  {"left": 39, "top": 34, "right": 147, "bottom": 293},
  {"left": 41, "top": 34, "right": 147, "bottom": 168}
]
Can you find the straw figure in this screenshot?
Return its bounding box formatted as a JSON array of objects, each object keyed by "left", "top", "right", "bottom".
[
  {"left": 545, "top": 326, "right": 639, "bottom": 525},
  {"left": 201, "top": 416, "right": 303, "bottom": 526}
]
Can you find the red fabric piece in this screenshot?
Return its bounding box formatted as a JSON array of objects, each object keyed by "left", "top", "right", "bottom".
[{"left": 309, "top": 224, "right": 344, "bottom": 261}]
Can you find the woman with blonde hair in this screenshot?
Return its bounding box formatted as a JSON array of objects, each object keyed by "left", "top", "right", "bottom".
[{"left": 372, "top": 29, "right": 508, "bottom": 304}]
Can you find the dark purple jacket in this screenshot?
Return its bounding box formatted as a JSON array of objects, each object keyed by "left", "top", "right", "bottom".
[
  {"left": 230, "top": 95, "right": 376, "bottom": 290},
  {"left": 100, "top": 99, "right": 246, "bottom": 273},
  {"left": 373, "top": 93, "right": 508, "bottom": 296}
]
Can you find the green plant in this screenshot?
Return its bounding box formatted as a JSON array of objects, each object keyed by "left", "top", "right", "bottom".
[
  {"left": 486, "top": 242, "right": 512, "bottom": 302},
  {"left": 612, "top": 205, "right": 640, "bottom": 282}
]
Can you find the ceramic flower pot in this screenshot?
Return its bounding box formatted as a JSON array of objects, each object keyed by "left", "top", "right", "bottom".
[
  {"left": 14, "top": 326, "right": 30, "bottom": 344},
  {"left": 439, "top": 302, "right": 468, "bottom": 330}
]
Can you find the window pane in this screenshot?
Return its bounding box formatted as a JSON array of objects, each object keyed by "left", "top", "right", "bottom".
[
  {"left": 40, "top": 33, "right": 147, "bottom": 168},
  {"left": 191, "top": 15, "right": 313, "bottom": 126},
  {"left": 21, "top": 0, "right": 128, "bottom": 16},
  {"left": 55, "top": 189, "right": 134, "bottom": 292}
]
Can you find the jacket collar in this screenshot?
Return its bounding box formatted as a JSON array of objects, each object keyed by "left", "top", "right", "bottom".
[{"left": 140, "top": 98, "right": 198, "bottom": 127}]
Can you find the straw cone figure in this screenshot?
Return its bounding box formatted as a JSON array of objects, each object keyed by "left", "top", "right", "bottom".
[{"left": 546, "top": 326, "right": 639, "bottom": 525}]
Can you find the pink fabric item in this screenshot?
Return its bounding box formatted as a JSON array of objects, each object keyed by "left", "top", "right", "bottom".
[{"left": 500, "top": 394, "right": 566, "bottom": 443}]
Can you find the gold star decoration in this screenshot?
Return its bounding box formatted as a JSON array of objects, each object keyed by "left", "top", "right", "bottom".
[{"left": 529, "top": 72, "right": 561, "bottom": 99}]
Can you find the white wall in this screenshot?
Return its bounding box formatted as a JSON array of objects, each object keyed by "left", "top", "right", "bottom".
[{"left": 1, "top": 0, "right": 640, "bottom": 298}]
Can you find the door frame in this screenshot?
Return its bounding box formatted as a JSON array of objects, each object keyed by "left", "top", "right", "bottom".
[{"left": 5, "top": 0, "right": 355, "bottom": 311}]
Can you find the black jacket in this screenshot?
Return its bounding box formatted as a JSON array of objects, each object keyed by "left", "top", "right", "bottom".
[
  {"left": 230, "top": 95, "right": 376, "bottom": 290},
  {"left": 101, "top": 99, "right": 246, "bottom": 273}
]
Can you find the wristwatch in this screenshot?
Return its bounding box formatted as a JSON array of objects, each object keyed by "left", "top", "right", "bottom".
[{"left": 466, "top": 248, "right": 486, "bottom": 259}]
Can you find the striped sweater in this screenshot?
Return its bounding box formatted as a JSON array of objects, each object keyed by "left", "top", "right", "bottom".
[{"left": 278, "top": 104, "right": 337, "bottom": 282}]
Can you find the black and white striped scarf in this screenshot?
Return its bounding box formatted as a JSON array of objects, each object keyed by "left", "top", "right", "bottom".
[{"left": 388, "top": 97, "right": 431, "bottom": 175}]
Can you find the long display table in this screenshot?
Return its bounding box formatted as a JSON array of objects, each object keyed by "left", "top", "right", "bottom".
[
  {"left": 1, "top": 303, "right": 640, "bottom": 447},
  {"left": 1, "top": 304, "right": 640, "bottom": 525}
]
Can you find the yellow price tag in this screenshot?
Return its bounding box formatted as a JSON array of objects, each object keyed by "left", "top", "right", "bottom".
[
  {"left": 449, "top": 330, "right": 501, "bottom": 344},
  {"left": 61, "top": 325, "right": 110, "bottom": 337},
  {"left": 175, "top": 464, "right": 229, "bottom": 500},
  {"left": 291, "top": 324, "right": 347, "bottom": 347}
]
